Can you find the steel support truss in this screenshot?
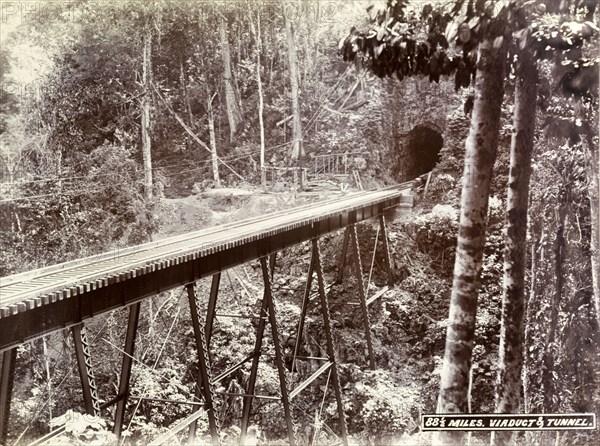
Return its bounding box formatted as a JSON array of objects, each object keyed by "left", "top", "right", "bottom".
[
  {"left": 72, "top": 324, "right": 101, "bottom": 416},
  {"left": 2, "top": 323, "right": 104, "bottom": 443},
  {"left": 240, "top": 255, "right": 295, "bottom": 445},
  {"left": 0, "top": 348, "right": 16, "bottom": 445},
  {"left": 335, "top": 216, "right": 395, "bottom": 370},
  {"left": 187, "top": 282, "right": 221, "bottom": 445},
  {"left": 113, "top": 302, "right": 141, "bottom": 438},
  {"left": 311, "top": 238, "right": 349, "bottom": 445},
  {"left": 186, "top": 247, "right": 348, "bottom": 446}
]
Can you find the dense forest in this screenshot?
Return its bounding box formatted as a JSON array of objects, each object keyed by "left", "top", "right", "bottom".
[{"left": 0, "top": 0, "right": 598, "bottom": 445}]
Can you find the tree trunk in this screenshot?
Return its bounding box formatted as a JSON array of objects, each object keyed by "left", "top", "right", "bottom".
[
  {"left": 248, "top": 10, "right": 266, "bottom": 187},
  {"left": 256, "top": 14, "right": 266, "bottom": 187},
  {"left": 141, "top": 22, "right": 153, "bottom": 199},
  {"left": 179, "top": 61, "right": 193, "bottom": 128},
  {"left": 219, "top": 17, "right": 243, "bottom": 140},
  {"left": 284, "top": 13, "right": 303, "bottom": 160},
  {"left": 586, "top": 135, "right": 600, "bottom": 327},
  {"left": 492, "top": 50, "right": 538, "bottom": 446},
  {"left": 207, "top": 93, "right": 221, "bottom": 187},
  {"left": 434, "top": 36, "right": 506, "bottom": 445},
  {"left": 524, "top": 233, "right": 542, "bottom": 446},
  {"left": 543, "top": 199, "right": 568, "bottom": 414},
  {"left": 523, "top": 234, "right": 538, "bottom": 414},
  {"left": 179, "top": 60, "right": 194, "bottom": 151}
]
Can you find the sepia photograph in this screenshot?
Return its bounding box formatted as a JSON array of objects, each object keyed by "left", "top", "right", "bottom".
[{"left": 0, "top": 0, "right": 598, "bottom": 445}]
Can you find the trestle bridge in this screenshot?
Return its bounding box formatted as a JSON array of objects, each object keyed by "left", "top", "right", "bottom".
[{"left": 0, "top": 184, "right": 413, "bottom": 446}]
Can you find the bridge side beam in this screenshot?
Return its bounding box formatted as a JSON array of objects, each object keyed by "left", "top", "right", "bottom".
[
  {"left": 312, "top": 238, "right": 349, "bottom": 445},
  {"left": 186, "top": 283, "right": 220, "bottom": 445},
  {"left": 0, "top": 348, "right": 16, "bottom": 445},
  {"left": 72, "top": 324, "right": 101, "bottom": 416},
  {"left": 350, "top": 225, "right": 376, "bottom": 370},
  {"left": 113, "top": 302, "right": 141, "bottom": 438}
]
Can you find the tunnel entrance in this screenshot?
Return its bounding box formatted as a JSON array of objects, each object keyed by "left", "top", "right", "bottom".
[{"left": 403, "top": 125, "right": 443, "bottom": 180}]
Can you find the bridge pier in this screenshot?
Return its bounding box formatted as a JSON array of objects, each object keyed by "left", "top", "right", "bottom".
[
  {"left": 205, "top": 272, "right": 220, "bottom": 350},
  {"left": 260, "top": 257, "right": 295, "bottom": 445},
  {"left": 334, "top": 216, "right": 396, "bottom": 370},
  {"left": 292, "top": 247, "right": 315, "bottom": 371},
  {"left": 312, "top": 238, "right": 349, "bottom": 446},
  {"left": 336, "top": 228, "right": 350, "bottom": 284},
  {"left": 72, "top": 324, "right": 101, "bottom": 416},
  {"left": 379, "top": 214, "right": 395, "bottom": 286},
  {"left": 241, "top": 256, "right": 295, "bottom": 446},
  {"left": 350, "top": 224, "right": 376, "bottom": 370},
  {"left": 0, "top": 348, "right": 16, "bottom": 445},
  {"left": 113, "top": 302, "right": 141, "bottom": 438},
  {"left": 186, "top": 283, "right": 221, "bottom": 445}
]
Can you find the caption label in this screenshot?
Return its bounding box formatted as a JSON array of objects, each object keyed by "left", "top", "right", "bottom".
[{"left": 421, "top": 414, "right": 596, "bottom": 431}]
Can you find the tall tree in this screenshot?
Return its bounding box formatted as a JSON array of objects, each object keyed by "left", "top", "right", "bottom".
[
  {"left": 284, "top": 7, "right": 303, "bottom": 160},
  {"left": 492, "top": 44, "right": 537, "bottom": 446},
  {"left": 141, "top": 16, "right": 153, "bottom": 199},
  {"left": 435, "top": 30, "right": 507, "bottom": 446},
  {"left": 339, "top": 7, "right": 508, "bottom": 443},
  {"left": 588, "top": 133, "right": 600, "bottom": 325},
  {"left": 219, "top": 16, "right": 243, "bottom": 140},
  {"left": 248, "top": 8, "right": 267, "bottom": 186}
]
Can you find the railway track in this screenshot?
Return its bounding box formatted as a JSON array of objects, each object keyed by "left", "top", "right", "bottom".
[{"left": 0, "top": 184, "right": 408, "bottom": 319}]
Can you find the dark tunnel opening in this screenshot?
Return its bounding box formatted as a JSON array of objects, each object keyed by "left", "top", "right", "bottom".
[{"left": 405, "top": 125, "right": 443, "bottom": 179}]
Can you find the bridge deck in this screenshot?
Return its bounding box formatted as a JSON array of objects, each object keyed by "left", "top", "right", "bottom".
[{"left": 0, "top": 186, "right": 412, "bottom": 352}]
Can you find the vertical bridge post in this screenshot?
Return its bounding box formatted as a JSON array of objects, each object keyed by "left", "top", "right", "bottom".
[
  {"left": 241, "top": 256, "right": 296, "bottom": 446},
  {"left": 205, "top": 272, "right": 221, "bottom": 349},
  {"left": 292, "top": 247, "right": 315, "bottom": 372},
  {"left": 0, "top": 348, "right": 16, "bottom": 445},
  {"left": 336, "top": 228, "right": 350, "bottom": 284},
  {"left": 186, "top": 282, "right": 220, "bottom": 445},
  {"left": 72, "top": 324, "right": 101, "bottom": 416},
  {"left": 350, "top": 224, "right": 376, "bottom": 370},
  {"left": 113, "top": 302, "right": 141, "bottom": 438},
  {"left": 379, "top": 214, "right": 395, "bottom": 286},
  {"left": 312, "top": 238, "right": 349, "bottom": 446},
  {"left": 260, "top": 257, "right": 295, "bottom": 445},
  {"left": 240, "top": 280, "right": 270, "bottom": 443}
]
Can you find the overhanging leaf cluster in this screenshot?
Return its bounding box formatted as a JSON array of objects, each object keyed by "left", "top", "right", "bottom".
[{"left": 339, "top": 1, "right": 599, "bottom": 98}]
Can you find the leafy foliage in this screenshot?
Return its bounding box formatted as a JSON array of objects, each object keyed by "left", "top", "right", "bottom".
[{"left": 339, "top": 0, "right": 599, "bottom": 97}]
